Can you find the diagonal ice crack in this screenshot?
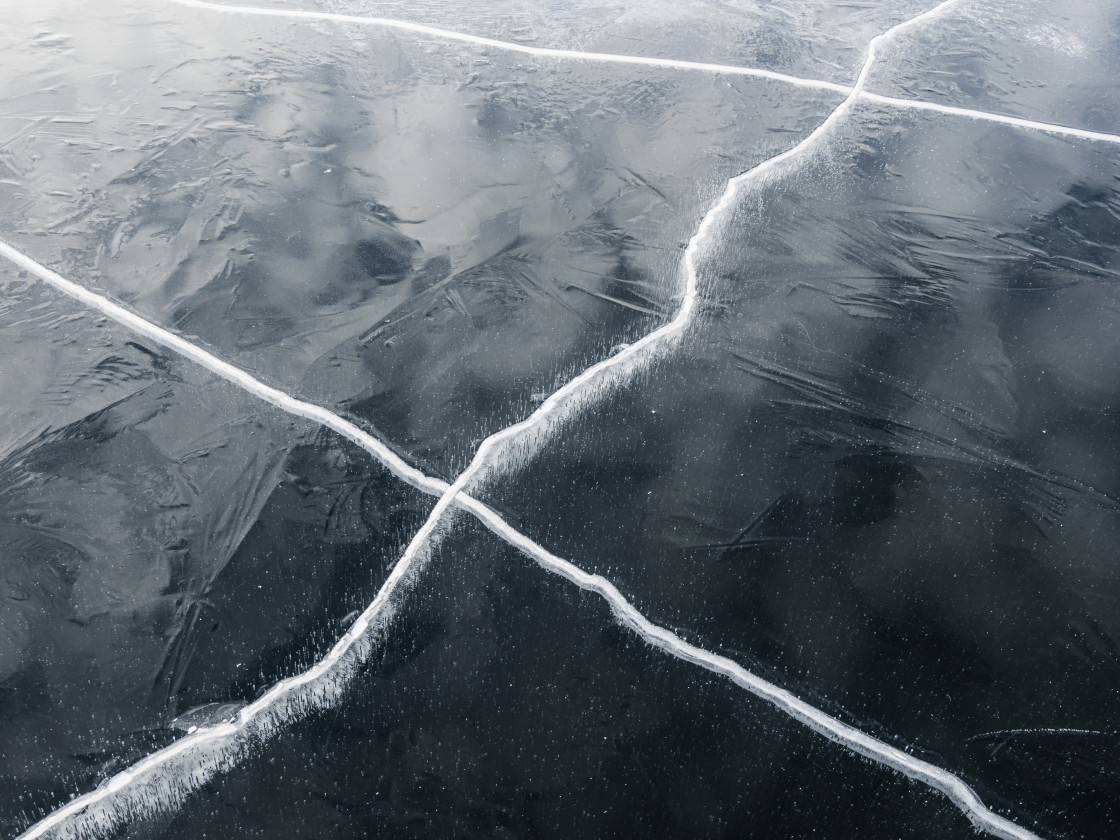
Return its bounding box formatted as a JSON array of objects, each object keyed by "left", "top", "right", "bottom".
[
  {"left": 455, "top": 494, "right": 1043, "bottom": 840},
  {"left": 167, "top": 0, "right": 1120, "bottom": 147},
  {"left": 860, "top": 91, "right": 1120, "bottom": 145},
  {"left": 1, "top": 243, "right": 1039, "bottom": 840},
  {"left": 169, "top": 0, "right": 851, "bottom": 93},
  {"left": 1, "top": 0, "right": 1065, "bottom": 837},
  {"left": 0, "top": 242, "right": 450, "bottom": 502}
]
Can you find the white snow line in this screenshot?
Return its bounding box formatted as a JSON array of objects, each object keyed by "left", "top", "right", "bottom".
[
  {"left": 968, "top": 727, "right": 1109, "bottom": 741},
  {"left": 166, "top": 0, "right": 1120, "bottom": 148},
  {"left": 438, "top": 0, "right": 995, "bottom": 503},
  {"left": 429, "top": 3, "right": 1039, "bottom": 838},
  {"left": 860, "top": 92, "right": 1120, "bottom": 145},
  {"left": 3, "top": 237, "right": 471, "bottom": 838},
  {"left": 454, "top": 493, "right": 1042, "bottom": 840},
  {"left": 8, "top": 2, "right": 1038, "bottom": 838},
  {"left": 389, "top": 1, "right": 1039, "bottom": 837},
  {"left": 167, "top": 0, "right": 852, "bottom": 93},
  {"left": 0, "top": 241, "right": 449, "bottom": 501}
]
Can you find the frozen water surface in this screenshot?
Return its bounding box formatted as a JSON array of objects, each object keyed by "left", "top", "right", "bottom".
[
  {"left": 142, "top": 516, "right": 983, "bottom": 839},
  {"left": 305, "top": 0, "right": 940, "bottom": 84},
  {"left": 1, "top": 0, "right": 1118, "bottom": 838},
  {"left": 0, "top": 0, "right": 845, "bottom": 474},
  {"left": 480, "top": 102, "right": 1120, "bottom": 838},
  {"left": 0, "top": 266, "right": 434, "bottom": 833},
  {"left": 866, "top": 0, "right": 1120, "bottom": 134}
]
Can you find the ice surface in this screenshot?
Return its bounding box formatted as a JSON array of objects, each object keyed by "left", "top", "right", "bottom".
[
  {"left": 0, "top": 276, "right": 434, "bottom": 835},
  {"left": 0, "top": 271, "right": 293, "bottom": 832},
  {"left": 0, "top": 0, "right": 844, "bottom": 475},
  {"left": 139, "top": 516, "right": 985, "bottom": 840},
  {"left": 2, "top": 0, "right": 1119, "bottom": 837},
  {"left": 866, "top": 0, "right": 1120, "bottom": 134},
  {"left": 480, "top": 106, "right": 1120, "bottom": 838},
  {"left": 304, "top": 0, "right": 943, "bottom": 85}
]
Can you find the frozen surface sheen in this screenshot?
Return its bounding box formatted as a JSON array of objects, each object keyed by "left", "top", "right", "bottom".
[
  {"left": 0, "top": 267, "right": 434, "bottom": 833},
  {"left": 482, "top": 88, "right": 1120, "bottom": 840},
  {"left": 867, "top": 0, "right": 1120, "bottom": 133},
  {"left": 0, "top": 0, "right": 838, "bottom": 477},
  {"left": 144, "top": 516, "right": 982, "bottom": 839},
  {"left": 1, "top": 0, "right": 1118, "bottom": 838},
  {"left": 312, "top": 0, "right": 939, "bottom": 84}
]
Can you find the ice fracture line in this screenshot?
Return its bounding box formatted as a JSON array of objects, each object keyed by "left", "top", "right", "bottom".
[
  {"left": 169, "top": 0, "right": 850, "bottom": 93},
  {"left": 9, "top": 2, "right": 1042, "bottom": 839},
  {"left": 169, "top": 0, "right": 1120, "bottom": 147},
  {"left": 0, "top": 242, "right": 450, "bottom": 501},
  {"left": 426, "top": 0, "right": 1042, "bottom": 837}
]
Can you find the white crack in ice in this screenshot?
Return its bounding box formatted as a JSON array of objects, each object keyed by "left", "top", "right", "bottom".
[
  {"left": 860, "top": 90, "right": 1120, "bottom": 144},
  {"left": 170, "top": 0, "right": 1120, "bottom": 147},
  {"left": 2, "top": 1, "right": 1074, "bottom": 837},
  {"left": 169, "top": 0, "right": 852, "bottom": 93}
]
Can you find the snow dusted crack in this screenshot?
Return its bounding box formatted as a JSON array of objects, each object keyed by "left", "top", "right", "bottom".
[
  {"left": 859, "top": 91, "right": 1120, "bottom": 145},
  {"left": 0, "top": 242, "right": 450, "bottom": 502},
  {"left": 0, "top": 0, "right": 1072, "bottom": 838},
  {"left": 167, "top": 0, "right": 1120, "bottom": 147},
  {"left": 456, "top": 495, "right": 1043, "bottom": 840},
  {"left": 169, "top": 0, "right": 851, "bottom": 94},
  {"left": 0, "top": 233, "right": 1040, "bottom": 840}
]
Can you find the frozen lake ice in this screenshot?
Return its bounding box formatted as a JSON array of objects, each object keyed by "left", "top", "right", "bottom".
[{"left": 1, "top": 1, "right": 1119, "bottom": 838}]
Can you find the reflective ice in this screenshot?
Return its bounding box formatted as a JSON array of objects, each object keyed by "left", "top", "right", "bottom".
[{"left": 2, "top": 0, "right": 1118, "bottom": 838}]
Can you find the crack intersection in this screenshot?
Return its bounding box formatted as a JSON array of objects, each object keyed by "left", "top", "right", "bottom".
[{"left": 4, "top": 0, "right": 1103, "bottom": 836}]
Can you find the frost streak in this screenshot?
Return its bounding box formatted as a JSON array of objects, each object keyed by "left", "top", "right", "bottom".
[
  {"left": 456, "top": 493, "right": 1042, "bottom": 840},
  {"left": 5, "top": 1, "right": 1047, "bottom": 838},
  {"left": 861, "top": 91, "right": 1120, "bottom": 144},
  {"left": 169, "top": 0, "right": 1120, "bottom": 146},
  {"left": 0, "top": 242, "right": 450, "bottom": 499},
  {"left": 169, "top": 0, "right": 851, "bottom": 93}
]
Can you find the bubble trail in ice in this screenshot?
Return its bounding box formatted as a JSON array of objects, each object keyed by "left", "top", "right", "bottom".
[
  {"left": 4, "top": 1, "right": 1044, "bottom": 837},
  {"left": 170, "top": 0, "right": 1120, "bottom": 147}
]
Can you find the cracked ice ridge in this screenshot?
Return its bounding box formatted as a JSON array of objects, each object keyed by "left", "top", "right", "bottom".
[{"left": 2, "top": 0, "right": 1100, "bottom": 837}]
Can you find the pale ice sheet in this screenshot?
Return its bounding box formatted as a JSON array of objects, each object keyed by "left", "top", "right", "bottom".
[{"left": 4, "top": 0, "right": 1115, "bottom": 837}]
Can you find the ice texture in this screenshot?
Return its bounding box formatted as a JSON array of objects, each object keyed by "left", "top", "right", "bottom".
[
  {"left": 480, "top": 103, "right": 1120, "bottom": 839},
  {"left": 2, "top": 0, "right": 1118, "bottom": 838},
  {"left": 143, "top": 515, "right": 985, "bottom": 840}
]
